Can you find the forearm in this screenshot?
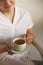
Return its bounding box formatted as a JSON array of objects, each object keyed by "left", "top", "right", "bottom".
[{"left": 0, "top": 45, "right": 7, "bottom": 54}]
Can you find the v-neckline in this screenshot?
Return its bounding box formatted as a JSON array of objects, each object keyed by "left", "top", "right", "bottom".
[
  {"left": 0, "top": 7, "right": 20, "bottom": 27},
  {"left": 0, "top": 8, "right": 16, "bottom": 25}
]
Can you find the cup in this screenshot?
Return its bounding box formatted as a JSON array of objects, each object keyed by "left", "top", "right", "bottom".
[{"left": 12, "top": 38, "right": 26, "bottom": 51}]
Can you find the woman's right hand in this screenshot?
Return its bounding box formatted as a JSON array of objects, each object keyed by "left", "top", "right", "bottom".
[{"left": 0, "top": 44, "right": 13, "bottom": 55}]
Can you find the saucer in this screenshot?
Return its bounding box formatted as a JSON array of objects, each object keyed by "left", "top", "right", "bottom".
[{"left": 11, "top": 44, "right": 30, "bottom": 54}]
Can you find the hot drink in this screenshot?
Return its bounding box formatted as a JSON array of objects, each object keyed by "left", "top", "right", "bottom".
[
  {"left": 14, "top": 39, "right": 25, "bottom": 45},
  {"left": 12, "top": 38, "right": 26, "bottom": 51}
]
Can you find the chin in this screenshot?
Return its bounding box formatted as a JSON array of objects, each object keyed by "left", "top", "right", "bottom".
[{"left": 6, "top": 7, "right": 14, "bottom": 12}]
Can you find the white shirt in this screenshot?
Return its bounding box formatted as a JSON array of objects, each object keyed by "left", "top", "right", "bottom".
[{"left": 0, "top": 7, "right": 33, "bottom": 44}]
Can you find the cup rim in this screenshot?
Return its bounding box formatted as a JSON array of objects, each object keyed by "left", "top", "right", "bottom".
[{"left": 13, "top": 38, "right": 25, "bottom": 45}]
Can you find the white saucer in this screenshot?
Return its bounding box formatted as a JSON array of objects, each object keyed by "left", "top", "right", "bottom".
[{"left": 11, "top": 44, "right": 30, "bottom": 54}]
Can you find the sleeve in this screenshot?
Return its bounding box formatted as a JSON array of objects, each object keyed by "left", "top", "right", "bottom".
[
  {"left": 23, "top": 11, "right": 33, "bottom": 29},
  {"left": 15, "top": 10, "right": 33, "bottom": 35}
]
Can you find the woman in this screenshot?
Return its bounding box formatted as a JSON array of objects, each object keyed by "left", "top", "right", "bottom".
[{"left": 0, "top": 0, "right": 34, "bottom": 65}]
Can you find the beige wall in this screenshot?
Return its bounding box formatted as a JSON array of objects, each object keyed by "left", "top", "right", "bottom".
[
  {"left": 16, "top": 0, "right": 42, "bottom": 24},
  {"left": 16, "top": 0, "right": 43, "bottom": 48}
]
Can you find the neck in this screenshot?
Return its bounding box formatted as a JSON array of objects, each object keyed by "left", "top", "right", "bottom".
[
  {"left": 1, "top": 8, "right": 15, "bottom": 23},
  {"left": 3, "top": 8, "right": 14, "bottom": 16}
]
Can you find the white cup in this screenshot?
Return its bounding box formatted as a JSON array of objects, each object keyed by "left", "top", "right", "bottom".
[{"left": 12, "top": 38, "right": 26, "bottom": 51}]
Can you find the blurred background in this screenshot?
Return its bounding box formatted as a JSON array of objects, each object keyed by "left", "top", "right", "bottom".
[{"left": 16, "top": 0, "right": 43, "bottom": 60}]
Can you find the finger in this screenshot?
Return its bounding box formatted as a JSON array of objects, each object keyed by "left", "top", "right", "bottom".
[
  {"left": 24, "top": 34, "right": 26, "bottom": 39},
  {"left": 6, "top": 44, "right": 12, "bottom": 49},
  {"left": 27, "top": 39, "right": 32, "bottom": 43},
  {"left": 6, "top": 47, "right": 14, "bottom": 55},
  {"left": 26, "top": 35, "right": 32, "bottom": 43}
]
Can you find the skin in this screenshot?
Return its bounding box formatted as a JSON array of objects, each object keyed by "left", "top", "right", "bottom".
[
  {"left": 0, "top": 0, "right": 15, "bottom": 22},
  {"left": 0, "top": 0, "right": 34, "bottom": 54},
  {"left": 24, "top": 29, "right": 34, "bottom": 43},
  {"left": 0, "top": 0, "right": 15, "bottom": 12},
  {"left": 0, "top": 44, "right": 14, "bottom": 54}
]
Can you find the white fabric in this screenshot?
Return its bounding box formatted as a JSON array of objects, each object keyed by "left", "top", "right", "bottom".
[
  {"left": 0, "top": 52, "right": 34, "bottom": 65},
  {"left": 0, "top": 7, "right": 33, "bottom": 44}
]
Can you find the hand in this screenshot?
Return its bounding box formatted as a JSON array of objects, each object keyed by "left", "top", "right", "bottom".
[
  {"left": 0, "top": 45, "right": 6, "bottom": 54},
  {"left": 5, "top": 44, "right": 14, "bottom": 55},
  {"left": 0, "top": 44, "right": 14, "bottom": 55},
  {"left": 24, "top": 29, "right": 34, "bottom": 43}
]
